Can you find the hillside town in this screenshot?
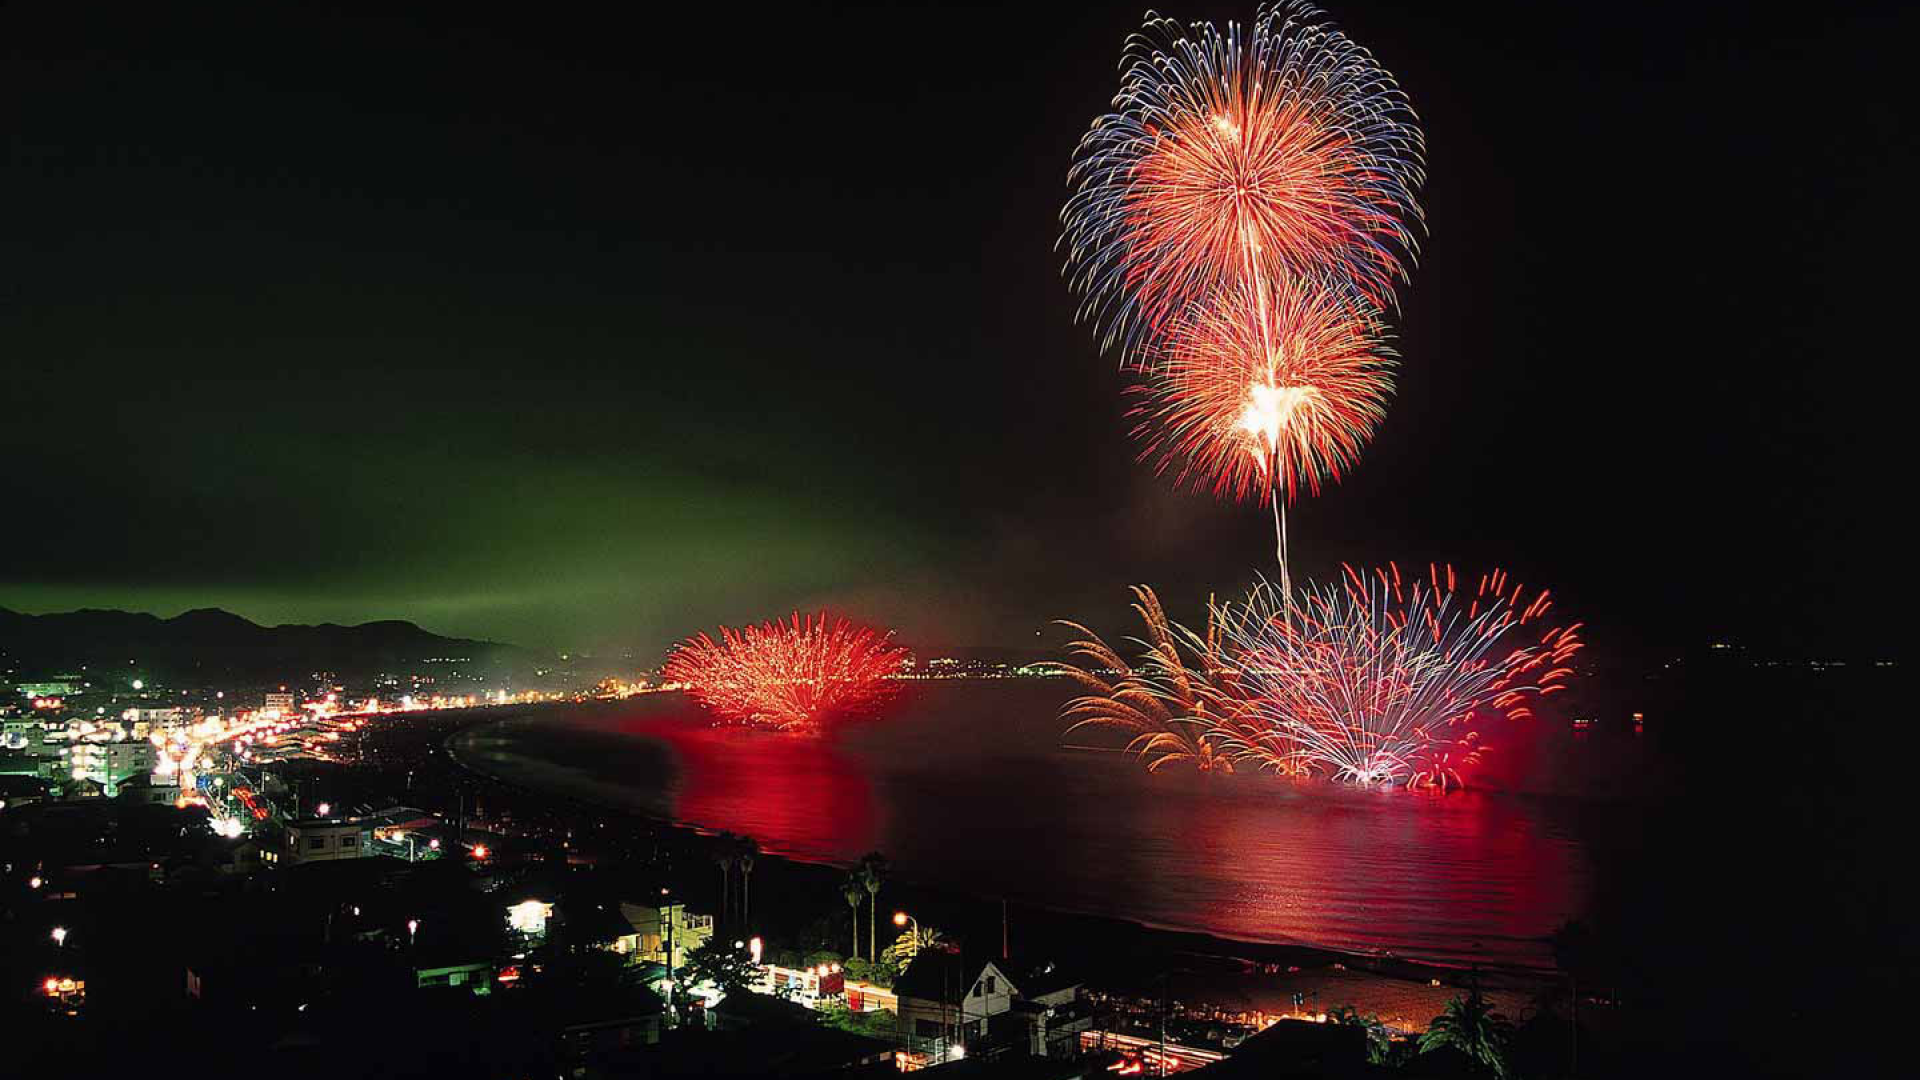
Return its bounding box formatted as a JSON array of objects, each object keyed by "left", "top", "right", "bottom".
[{"left": 3, "top": 681, "right": 1558, "bottom": 1078}]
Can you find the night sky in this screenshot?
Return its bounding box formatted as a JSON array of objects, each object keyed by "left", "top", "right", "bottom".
[{"left": 2, "top": 1, "right": 1905, "bottom": 659}]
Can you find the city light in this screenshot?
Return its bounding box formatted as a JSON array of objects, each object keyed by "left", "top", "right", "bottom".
[{"left": 507, "top": 900, "right": 552, "bottom": 936}]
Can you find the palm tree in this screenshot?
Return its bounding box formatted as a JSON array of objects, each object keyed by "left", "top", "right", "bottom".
[
  {"left": 1329, "top": 1005, "right": 1393, "bottom": 1065},
  {"left": 738, "top": 835, "right": 759, "bottom": 926},
  {"left": 841, "top": 875, "right": 866, "bottom": 960},
  {"left": 884, "top": 924, "right": 949, "bottom": 969},
  {"left": 1419, "top": 991, "right": 1516, "bottom": 1078},
  {"left": 856, "top": 852, "right": 889, "bottom": 963}
]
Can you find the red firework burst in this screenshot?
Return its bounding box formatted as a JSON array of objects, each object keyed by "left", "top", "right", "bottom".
[
  {"left": 1062, "top": 5, "right": 1425, "bottom": 365},
  {"left": 663, "top": 613, "right": 909, "bottom": 733},
  {"left": 1218, "top": 564, "right": 1585, "bottom": 789},
  {"left": 1133, "top": 276, "right": 1394, "bottom": 505},
  {"left": 1124, "top": 96, "right": 1402, "bottom": 328}
]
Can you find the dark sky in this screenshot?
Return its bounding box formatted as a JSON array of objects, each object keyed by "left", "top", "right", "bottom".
[{"left": 1, "top": 1, "right": 1905, "bottom": 660}]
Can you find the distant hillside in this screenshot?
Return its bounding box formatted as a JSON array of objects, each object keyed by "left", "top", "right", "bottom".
[{"left": 0, "top": 606, "right": 521, "bottom": 684}]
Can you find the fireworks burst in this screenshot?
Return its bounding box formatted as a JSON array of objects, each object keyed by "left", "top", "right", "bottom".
[
  {"left": 1133, "top": 274, "right": 1394, "bottom": 506},
  {"left": 1062, "top": 2, "right": 1425, "bottom": 366},
  {"left": 664, "top": 613, "right": 909, "bottom": 733},
  {"left": 1054, "top": 568, "right": 1581, "bottom": 791},
  {"left": 1052, "top": 586, "right": 1241, "bottom": 773},
  {"left": 1218, "top": 565, "right": 1583, "bottom": 789}
]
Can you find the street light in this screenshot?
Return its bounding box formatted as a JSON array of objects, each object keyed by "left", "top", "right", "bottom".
[
  {"left": 51, "top": 927, "right": 67, "bottom": 947},
  {"left": 406, "top": 918, "right": 419, "bottom": 946},
  {"left": 893, "top": 911, "right": 919, "bottom": 962}
]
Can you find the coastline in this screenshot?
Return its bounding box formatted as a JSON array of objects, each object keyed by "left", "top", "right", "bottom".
[{"left": 427, "top": 703, "right": 1555, "bottom": 1023}]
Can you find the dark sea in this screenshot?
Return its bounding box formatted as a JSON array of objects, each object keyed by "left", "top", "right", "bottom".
[{"left": 451, "top": 680, "right": 1671, "bottom": 971}]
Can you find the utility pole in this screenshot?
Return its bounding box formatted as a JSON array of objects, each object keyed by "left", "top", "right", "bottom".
[
  {"left": 1159, "top": 970, "right": 1169, "bottom": 1078},
  {"left": 1570, "top": 972, "right": 1579, "bottom": 1078},
  {"left": 665, "top": 887, "right": 676, "bottom": 986}
]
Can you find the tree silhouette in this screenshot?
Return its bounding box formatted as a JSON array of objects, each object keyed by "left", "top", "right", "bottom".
[
  {"left": 1329, "top": 1004, "right": 1394, "bottom": 1065},
  {"left": 1419, "top": 990, "right": 1516, "bottom": 1078},
  {"left": 856, "top": 852, "right": 889, "bottom": 963},
  {"left": 683, "top": 938, "right": 759, "bottom": 999},
  {"left": 738, "top": 835, "right": 759, "bottom": 926},
  {"left": 842, "top": 874, "right": 866, "bottom": 960}
]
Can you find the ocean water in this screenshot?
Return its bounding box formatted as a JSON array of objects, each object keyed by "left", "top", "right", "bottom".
[{"left": 451, "top": 681, "right": 1651, "bottom": 970}]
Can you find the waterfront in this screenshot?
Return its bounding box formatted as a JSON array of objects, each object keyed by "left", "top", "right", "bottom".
[{"left": 451, "top": 681, "right": 1654, "bottom": 971}]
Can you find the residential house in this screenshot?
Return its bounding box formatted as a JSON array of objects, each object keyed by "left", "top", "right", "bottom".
[
  {"left": 896, "top": 952, "right": 1019, "bottom": 1048},
  {"left": 617, "top": 896, "right": 713, "bottom": 970},
  {"left": 285, "top": 817, "right": 372, "bottom": 864},
  {"left": 1007, "top": 960, "right": 1094, "bottom": 1058}
]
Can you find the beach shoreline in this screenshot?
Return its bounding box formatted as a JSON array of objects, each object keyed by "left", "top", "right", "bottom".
[{"left": 422, "top": 701, "right": 1556, "bottom": 1026}]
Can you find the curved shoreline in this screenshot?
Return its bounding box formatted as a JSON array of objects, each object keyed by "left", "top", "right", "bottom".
[{"left": 440, "top": 704, "right": 1561, "bottom": 991}]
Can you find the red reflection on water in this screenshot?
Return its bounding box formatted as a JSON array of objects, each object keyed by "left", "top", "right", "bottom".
[{"left": 624, "top": 711, "right": 879, "bottom": 858}]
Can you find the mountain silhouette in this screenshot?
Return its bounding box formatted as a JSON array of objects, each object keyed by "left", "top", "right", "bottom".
[{"left": 0, "top": 606, "right": 519, "bottom": 684}]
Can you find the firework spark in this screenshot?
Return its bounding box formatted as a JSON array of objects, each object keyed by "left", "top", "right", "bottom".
[
  {"left": 1134, "top": 274, "right": 1395, "bottom": 506},
  {"left": 1218, "top": 565, "right": 1583, "bottom": 789},
  {"left": 1062, "top": 2, "right": 1425, "bottom": 366},
  {"left": 1054, "top": 568, "right": 1581, "bottom": 791},
  {"left": 664, "top": 613, "right": 909, "bottom": 733},
  {"left": 1052, "top": 586, "right": 1242, "bottom": 773}
]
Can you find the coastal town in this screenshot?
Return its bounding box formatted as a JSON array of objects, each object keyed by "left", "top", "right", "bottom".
[{"left": 4, "top": 673, "right": 1571, "bottom": 1078}]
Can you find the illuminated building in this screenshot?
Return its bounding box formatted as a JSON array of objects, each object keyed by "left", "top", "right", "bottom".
[
  {"left": 284, "top": 817, "right": 372, "bottom": 864},
  {"left": 894, "top": 954, "right": 1017, "bottom": 1059},
  {"left": 124, "top": 706, "right": 186, "bottom": 728},
  {"left": 617, "top": 897, "right": 712, "bottom": 971},
  {"left": 64, "top": 740, "right": 157, "bottom": 796},
  {"left": 16, "top": 680, "right": 83, "bottom": 698},
  {"left": 415, "top": 960, "right": 492, "bottom": 992},
  {"left": 507, "top": 898, "right": 555, "bottom": 941}
]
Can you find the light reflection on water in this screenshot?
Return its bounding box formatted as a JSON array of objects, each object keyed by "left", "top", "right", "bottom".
[{"left": 454, "top": 682, "right": 1613, "bottom": 969}]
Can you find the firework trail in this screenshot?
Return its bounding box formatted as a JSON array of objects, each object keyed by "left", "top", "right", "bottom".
[
  {"left": 1061, "top": 2, "right": 1425, "bottom": 367},
  {"left": 664, "top": 613, "right": 909, "bottom": 733},
  {"left": 1217, "top": 565, "right": 1583, "bottom": 790}
]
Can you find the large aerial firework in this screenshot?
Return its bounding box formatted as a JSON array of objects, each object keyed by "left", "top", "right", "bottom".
[
  {"left": 1053, "top": 567, "right": 1581, "bottom": 791},
  {"left": 1133, "top": 273, "right": 1394, "bottom": 507},
  {"left": 1061, "top": 2, "right": 1425, "bottom": 367},
  {"left": 664, "top": 613, "right": 909, "bottom": 733}
]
